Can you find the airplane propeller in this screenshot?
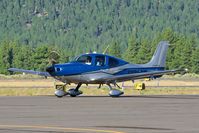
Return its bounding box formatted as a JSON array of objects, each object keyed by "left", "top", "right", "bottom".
[
  {"left": 48, "top": 51, "right": 60, "bottom": 65},
  {"left": 46, "top": 51, "right": 60, "bottom": 74}
]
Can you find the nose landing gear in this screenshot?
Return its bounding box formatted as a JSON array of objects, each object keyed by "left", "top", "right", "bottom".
[
  {"left": 54, "top": 83, "right": 83, "bottom": 98},
  {"left": 54, "top": 84, "right": 68, "bottom": 98}
]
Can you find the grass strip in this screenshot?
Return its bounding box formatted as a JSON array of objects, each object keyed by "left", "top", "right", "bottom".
[{"left": 0, "top": 87, "right": 199, "bottom": 96}]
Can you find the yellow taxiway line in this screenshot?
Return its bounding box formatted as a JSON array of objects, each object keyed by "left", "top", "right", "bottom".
[{"left": 0, "top": 124, "right": 125, "bottom": 133}]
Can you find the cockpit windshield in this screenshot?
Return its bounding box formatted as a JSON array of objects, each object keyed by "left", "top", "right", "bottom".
[{"left": 76, "top": 55, "right": 92, "bottom": 65}]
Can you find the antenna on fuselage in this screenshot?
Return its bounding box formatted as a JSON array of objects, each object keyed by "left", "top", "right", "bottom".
[
  {"left": 89, "top": 48, "right": 92, "bottom": 53},
  {"left": 103, "top": 44, "right": 110, "bottom": 54}
]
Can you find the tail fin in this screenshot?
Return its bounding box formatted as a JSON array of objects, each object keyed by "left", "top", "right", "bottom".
[{"left": 145, "top": 41, "right": 169, "bottom": 68}]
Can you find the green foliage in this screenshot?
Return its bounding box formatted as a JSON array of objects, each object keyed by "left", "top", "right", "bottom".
[
  {"left": 0, "top": 1, "right": 198, "bottom": 74},
  {"left": 0, "top": 41, "right": 15, "bottom": 74},
  {"left": 13, "top": 45, "right": 34, "bottom": 70},
  {"left": 32, "top": 45, "right": 50, "bottom": 71},
  {"left": 108, "top": 41, "right": 121, "bottom": 58},
  {"left": 1, "top": 1, "right": 199, "bottom": 48},
  {"left": 136, "top": 39, "right": 151, "bottom": 64},
  {"left": 123, "top": 34, "right": 140, "bottom": 63},
  {"left": 191, "top": 48, "right": 199, "bottom": 73}
]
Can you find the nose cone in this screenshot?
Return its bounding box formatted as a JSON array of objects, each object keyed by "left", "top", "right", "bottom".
[{"left": 46, "top": 66, "right": 55, "bottom": 73}]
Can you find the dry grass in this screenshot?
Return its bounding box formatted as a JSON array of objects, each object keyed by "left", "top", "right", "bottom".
[
  {"left": 0, "top": 78, "right": 199, "bottom": 96},
  {"left": 1, "top": 87, "right": 199, "bottom": 96}
]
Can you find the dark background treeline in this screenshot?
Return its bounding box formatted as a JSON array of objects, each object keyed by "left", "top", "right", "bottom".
[{"left": 0, "top": 0, "right": 198, "bottom": 74}]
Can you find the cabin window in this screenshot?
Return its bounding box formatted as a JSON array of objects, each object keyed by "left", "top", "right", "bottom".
[
  {"left": 108, "top": 57, "right": 119, "bottom": 68},
  {"left": 76, "top": 55, "right": 92, "bottom": 65},
  {"left": 95, "top": 56, "right": 105, "bottom": 66}
]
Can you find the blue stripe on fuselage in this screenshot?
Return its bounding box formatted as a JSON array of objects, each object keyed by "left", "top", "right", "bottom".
[{"left": 114, "top": 67, "right": 165, "bottom": 75}]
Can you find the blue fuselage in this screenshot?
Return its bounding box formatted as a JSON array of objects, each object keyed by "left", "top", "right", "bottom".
[{"left": 47, "top": 53, "right": 164, "bottom": 77}]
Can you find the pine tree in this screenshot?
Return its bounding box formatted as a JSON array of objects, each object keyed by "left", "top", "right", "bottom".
[
  {"left": 136, "top": 39, "right": 151, "bottom": 64},
  {"left": 0, "top": 41, "right": 14, "bottom": 74},
  {"left": 191, "top": 48, "right": 199, "bottom": 74},
  {"left": 32, "top": 45, "right": 50, "bottom": 71},
  {"left": 13, "top": 45, "right": 34, "bottom": 70},
  {"left": 180, "top": 38, "right": 196, "bottom": 71},
  {"left": 108, "top": 41, "right": 121, "bottom": 58},
  {"left": 123, "top": 34, "right": 140, "bottom": 63}
]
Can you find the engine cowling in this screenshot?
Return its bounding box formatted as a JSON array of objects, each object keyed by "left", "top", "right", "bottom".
[
  {"left": 55, "top": 90, "right": 67, "bottom": 97},
  {"left": 109, "top": 89, "right": 124, "bottom": 97}
]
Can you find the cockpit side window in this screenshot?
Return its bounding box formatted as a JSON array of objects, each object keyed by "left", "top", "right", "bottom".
[
  {"left": 95, "top": 56, "right": 105, "bottom": 66},
  {"left": 76, "top": 55, "right": 92, "bottom": 65},
  {"left": 108, "top": 57, "right": 119, "bottom": 68}
]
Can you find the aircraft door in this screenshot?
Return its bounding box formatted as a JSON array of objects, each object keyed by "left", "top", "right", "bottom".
[{"left": 95, "top": 56, "right": 105, "bottom": 68}]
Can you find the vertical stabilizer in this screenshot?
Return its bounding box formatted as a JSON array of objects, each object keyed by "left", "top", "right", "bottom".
[{"left": 145, "top": 41, "right": 169, "bottom": 67}]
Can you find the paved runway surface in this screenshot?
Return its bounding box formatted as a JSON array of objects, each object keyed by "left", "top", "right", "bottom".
[{"left": 0, "top": 95, "right": 199, "bottom": 133}]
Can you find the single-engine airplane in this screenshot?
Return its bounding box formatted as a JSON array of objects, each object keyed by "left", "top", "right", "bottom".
[{"left": 8, "top": 41, "right": 181, "bottom": 97}]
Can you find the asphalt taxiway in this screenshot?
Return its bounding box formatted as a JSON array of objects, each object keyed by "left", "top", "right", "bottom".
[{"left": 0, "top": 95, "right": 199, "bottom": 133}]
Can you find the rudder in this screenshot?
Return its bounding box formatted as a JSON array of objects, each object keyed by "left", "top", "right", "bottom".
[{"left": 145, "top": 41, "right": 169, "bottom": 68}]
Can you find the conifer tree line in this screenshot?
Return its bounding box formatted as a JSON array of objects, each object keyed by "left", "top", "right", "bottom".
[
  {"left": 0, "top": 0, "right": 199, "bottom": 74},
  {"left": 0, "top": 28, "right": 198, "bottom": 74}
]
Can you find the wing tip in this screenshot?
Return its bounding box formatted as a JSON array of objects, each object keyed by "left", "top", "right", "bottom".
[{"left": 8, "top": 68, "right": 14, "bottom": 71}]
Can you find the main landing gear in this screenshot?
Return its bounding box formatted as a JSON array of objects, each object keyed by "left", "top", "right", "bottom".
[
  {"left": 54, "top": 82, "right": 123, "bottom": 98},
  {"left": 107, "top": 83, "right": 124, "bottom": 97},
  {"left": 54, "top": 83, "right": 83, "bottom": 98},
  {"left": 67, "top": 83, "right": 83, "bottom": 97}
]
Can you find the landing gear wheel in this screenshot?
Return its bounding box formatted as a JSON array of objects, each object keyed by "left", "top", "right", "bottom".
[
  {"left": 109, "top": 89, "right": 124, "bottom": 97},
  {"left": 56, "top": 95, "right": 64, "bottom": 98},
  {"left": 68, "top": 88, "right": 83, "bottom": 97},
  {"left": 67, "top": 83, "right": 83, "bottom": 97},
  {"left": 107, "top": 84, "right": 124, "bottom": 97},
  {"left": 54, "top": 84, "right": 68, "bottom": 98},
  {"left": 54, "top": 90, "right": 68, "bottom": 98}
]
